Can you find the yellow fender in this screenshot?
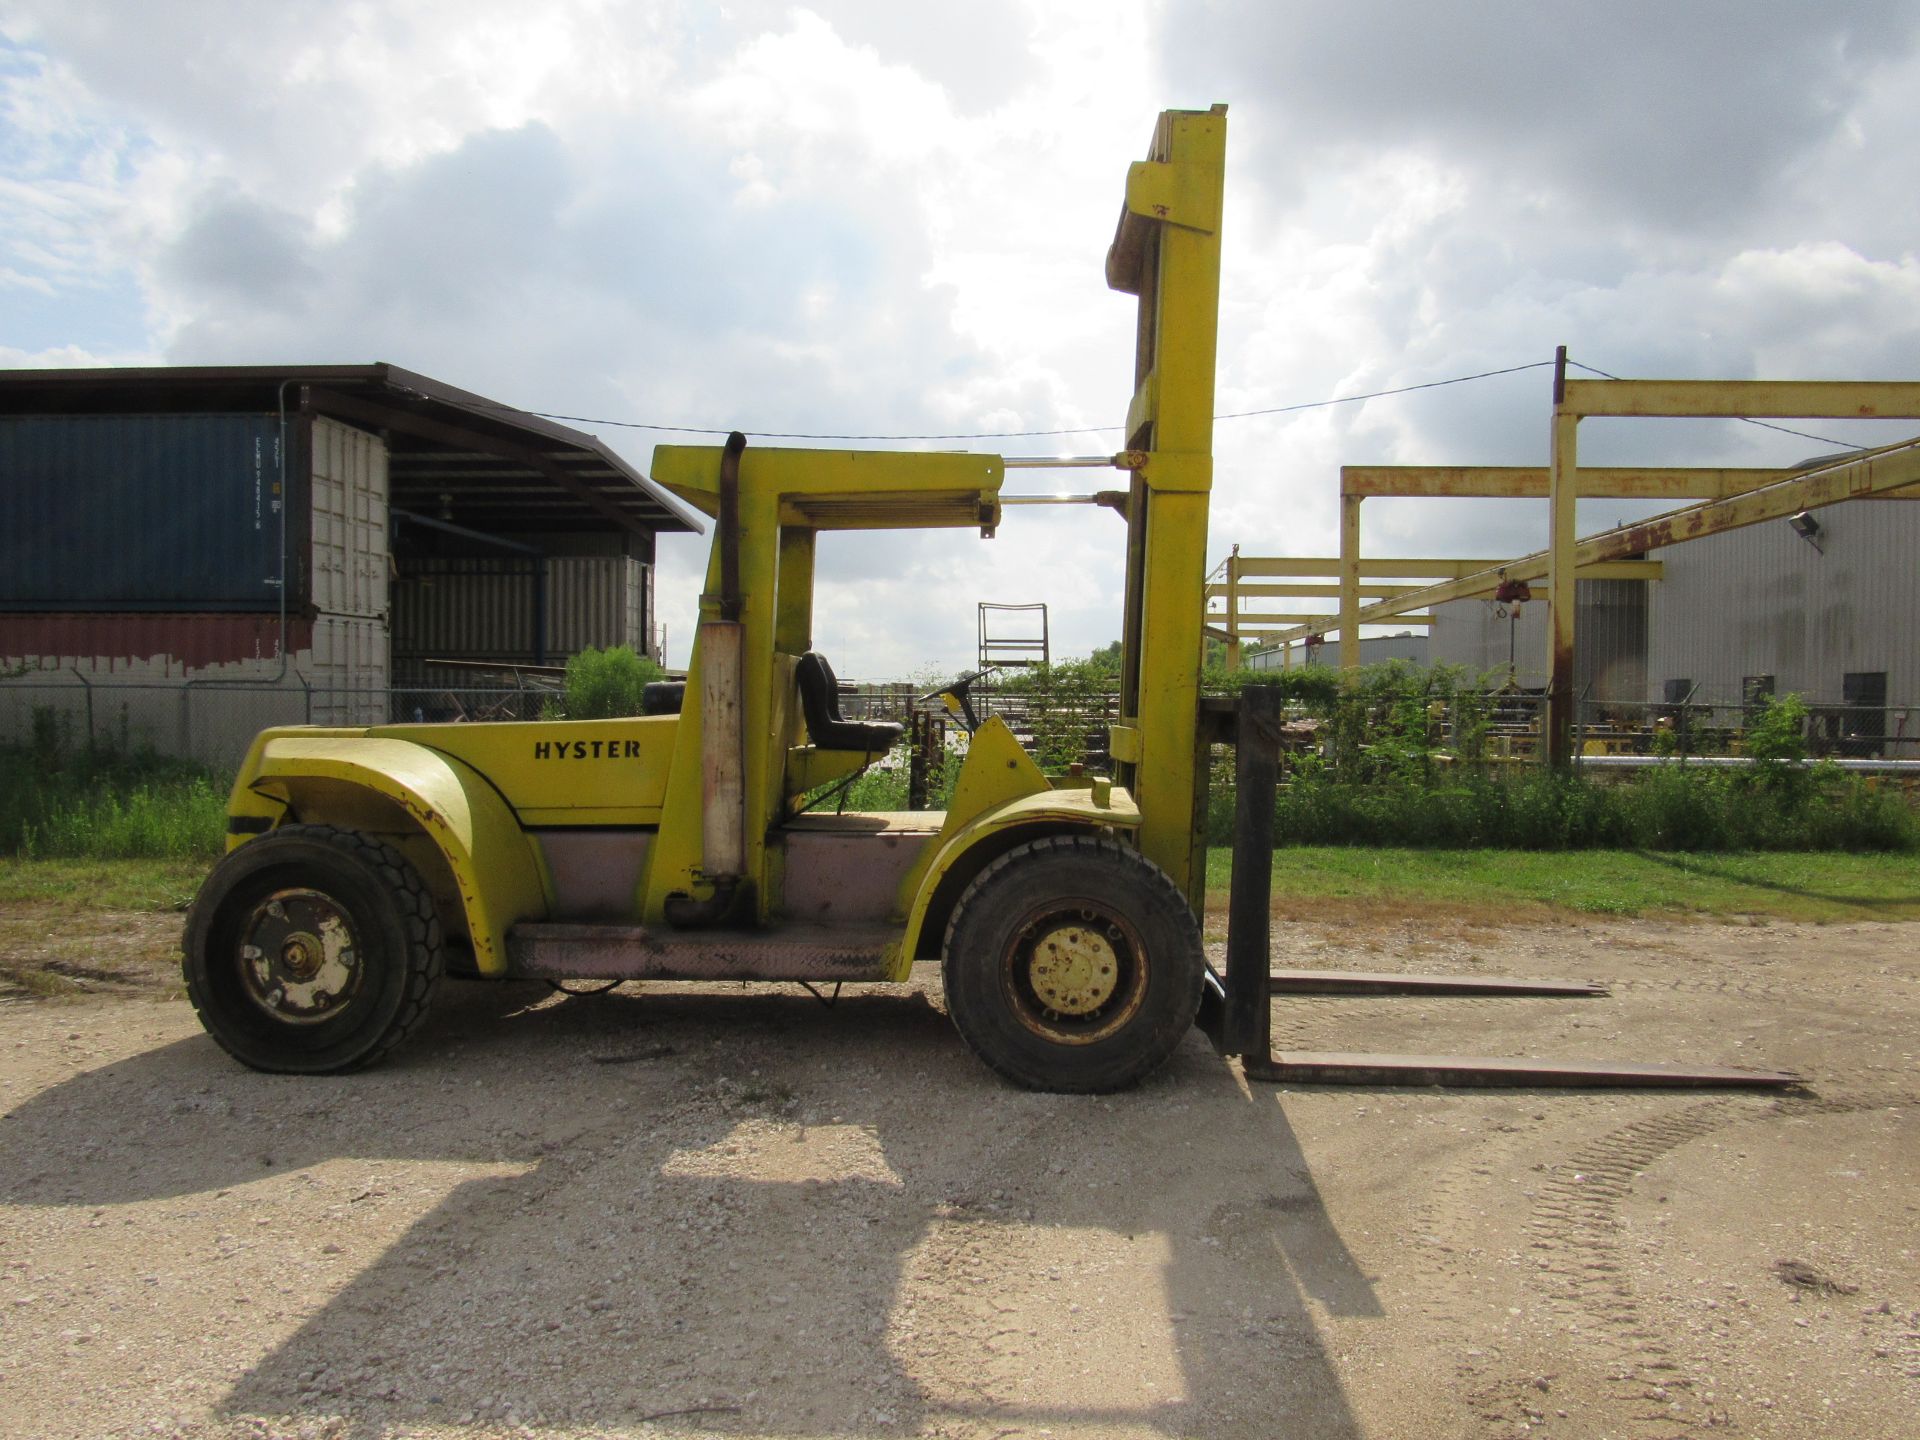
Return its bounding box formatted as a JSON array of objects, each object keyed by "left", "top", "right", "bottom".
[
  {"left": 889, "top": 718, "right": 1141, "bottom": 980},
  {"left": 246, "top": 734, "right": 551, "bottom": 977}
]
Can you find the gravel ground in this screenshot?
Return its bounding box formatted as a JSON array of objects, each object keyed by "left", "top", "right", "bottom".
[{"left": 1, "top": 909, "right": 1915, "bottom": 1440}]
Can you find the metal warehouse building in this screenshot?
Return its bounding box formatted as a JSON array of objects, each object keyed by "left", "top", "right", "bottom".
[
  {"left": 0, "top": 365, "right": 702, "bottom": 764},
  {"left": 1429, "top": 498, "right": 1919, "bottom": 751}
]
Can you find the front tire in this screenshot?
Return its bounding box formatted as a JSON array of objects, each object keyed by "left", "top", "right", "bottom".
[
  {"left": 182, "top": 825, "right": 444, "bottom": 1073},
  {"left": 941, "top": 834, "right": 1203, "bottom": 1093}
]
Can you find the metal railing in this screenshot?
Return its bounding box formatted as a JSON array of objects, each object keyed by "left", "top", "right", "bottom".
[{"left": 4, "top": 674, "right": 1909, "bottom": 776}]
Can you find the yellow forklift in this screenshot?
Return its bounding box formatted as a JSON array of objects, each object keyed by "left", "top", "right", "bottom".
[{"left": 183, "top": 107, "right": 1795, "bottom": 1094}]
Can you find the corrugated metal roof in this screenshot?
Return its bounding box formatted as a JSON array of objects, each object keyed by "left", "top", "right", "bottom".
[{"left": 0, "top": 362, "right": 704, "bottom": 537}]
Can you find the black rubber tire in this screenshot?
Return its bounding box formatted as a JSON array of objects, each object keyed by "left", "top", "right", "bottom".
[
  {"left": 941, "top": 833, "right": 1203, "bottom": 1093},
  {"left": 182, "top": 825, "right": 444, "bottom": 1074}
]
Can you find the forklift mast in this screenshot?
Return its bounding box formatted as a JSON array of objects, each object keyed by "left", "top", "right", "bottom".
[{"left": 1106, "top": 105, "right": 1227, "bottom": 913}]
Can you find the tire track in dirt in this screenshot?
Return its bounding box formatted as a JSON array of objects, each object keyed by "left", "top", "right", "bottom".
[
  {"left": 1516, "top": 1089, "right": 1920, "bottom": 1437},
  {"left": 1521, "top": 1098, "right": 1743, "bottom": 1437}
]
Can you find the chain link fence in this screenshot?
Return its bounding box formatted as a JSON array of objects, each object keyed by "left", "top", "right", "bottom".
[
  {"left": 4, "top": 673, "right": 1911, "bottom": 779},
  {"left": 0, "top": 678, "right": 556, "bottom": 772}
]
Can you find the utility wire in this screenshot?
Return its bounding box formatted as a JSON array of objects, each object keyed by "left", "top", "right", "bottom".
[
  {"left": 439, "top": 354, "right": 1890, "bottom": 453},
  {"left": 436, "top": 358, "right": 1558, "bottom": 443},
  {"left": 1213, "top": 360, "right": 1554, "bottom": 420}
]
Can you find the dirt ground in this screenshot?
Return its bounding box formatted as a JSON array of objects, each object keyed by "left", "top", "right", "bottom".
[{"left": 1, "top": 903, "right": 1916, "bottom": 1440}]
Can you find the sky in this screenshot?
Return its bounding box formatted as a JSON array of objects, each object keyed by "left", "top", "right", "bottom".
[{"left": 5, "top": 1, "right": 1920, "bottom": 677}]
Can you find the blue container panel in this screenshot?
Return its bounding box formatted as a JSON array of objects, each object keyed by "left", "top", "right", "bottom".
[{"left": 0, "top": 413, "right": 284, "bottom": 610}]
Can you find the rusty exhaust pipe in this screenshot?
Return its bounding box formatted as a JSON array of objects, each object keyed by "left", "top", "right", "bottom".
[{"left": 666, "top": 431, "right": 748, "bottom": 928}]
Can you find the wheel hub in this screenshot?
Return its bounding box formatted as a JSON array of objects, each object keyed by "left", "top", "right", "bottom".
[
  {"left": 1028, "top": 924, "right": 1119, "bottom": 1015},
  {"left": 238, "top": 889, "right": 363, "bottom": 1025}
]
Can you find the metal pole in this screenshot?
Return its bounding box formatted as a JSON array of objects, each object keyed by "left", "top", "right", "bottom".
[
  {"left": 908, "top": 711, "right": 930, "bottom": 810},
  {"left": 1338, "top": 495, "right": 1362, "bottom": 671},
  {"left": 1224, "top": 683, "right": 1281, "bottom": 1059},
  {"left": 1224, "top": 544, "right": 1241, "bottom": 668},
  {"left": 1546, "top": 345, "right": 1578, "bottom": 768},
  {"left": 70, "top": 668, "right": 94, "bottom": 750},
  {"left": 533, "top": 555, "right": 549, "bottom": 667}
]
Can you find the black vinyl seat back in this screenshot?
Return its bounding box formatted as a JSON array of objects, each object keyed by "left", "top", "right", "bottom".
[
  {"left": 641, "top": 681, "right": 686, "bottom": 715},
  {"left": 794, "top": 652, "right": 904, "bottom": 752}
]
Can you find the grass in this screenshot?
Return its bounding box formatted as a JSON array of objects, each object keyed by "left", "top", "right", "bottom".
[
  {"left": 3, "top": 849, "right": 1912, "bottom": 927},
  {"left": 1205, "top": 846, "right": 1920, "bottom": 925},
  {"left": 1, "top": 738, "right": 228, "bottom": 860},
  {"left": 0, "top": 857, "right": 207, "bottom": 913}
]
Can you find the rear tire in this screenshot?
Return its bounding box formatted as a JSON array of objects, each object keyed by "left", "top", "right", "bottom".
[
  {"left": 941, "top": 834, "right": 1203, "bottom": 1093},
  {"left": 182, "top": 825, "right": 443, "bottom": 1073}
]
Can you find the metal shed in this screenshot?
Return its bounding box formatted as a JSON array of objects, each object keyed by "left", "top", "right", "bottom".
[{"left": 0, "top": 364, "right": 702, "bottom": 761}]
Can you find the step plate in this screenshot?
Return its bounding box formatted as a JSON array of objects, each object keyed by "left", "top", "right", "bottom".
[
  {"left": 1247, "top": 1051, "right": 1802, "bottom": 1090},
  {"left": 1267, "top": 969, "right": 1607, "bottom": 997},
  {"left": 506, "top": 922, "right": 894, "bottom": 982}
]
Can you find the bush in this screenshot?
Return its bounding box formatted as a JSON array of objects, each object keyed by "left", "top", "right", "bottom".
[
  {"left": 1188, "top": 666, "right": 1916, "bottom": 853},
  {"left": 1242, "top": 762, "right": 1919, "bottom": 853},
  {"left": 558, "top": 645, "right": 665, "bottom": 719},
  {"left": 1015, "top": 660, "right": 1118, "bottom": 770}
]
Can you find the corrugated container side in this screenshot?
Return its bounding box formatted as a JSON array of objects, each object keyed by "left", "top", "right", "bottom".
[
  {"left": 548, "top": 556, "right": 640, "bottom": 655},
  {"left": 308, "top": 614, "right": 390, "bottom": 725},
  {"left": 308, "top": 418, "right": 389, "bottom": 619},
  {"left": 390, "top": 555, "right": 640, "bottom": 665},
  {"left": 0, "top": 414, "right": 283, "bottom": 610},
  {"left": 392, "top": 557, "right": 537, "bottom": 662}
]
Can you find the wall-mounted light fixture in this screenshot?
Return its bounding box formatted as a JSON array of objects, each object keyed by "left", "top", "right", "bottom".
[{"left": 1787, "top": 510, "right": 1824, "bottom": 553}]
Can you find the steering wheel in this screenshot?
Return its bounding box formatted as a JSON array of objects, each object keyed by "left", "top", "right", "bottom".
[{"left": 917, "top": 667, "right": 994, "bottom": 733}]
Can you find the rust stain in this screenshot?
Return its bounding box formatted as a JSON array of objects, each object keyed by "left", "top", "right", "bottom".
[{"left": 0, "top": 613, "right": 313, "bottom": 671}]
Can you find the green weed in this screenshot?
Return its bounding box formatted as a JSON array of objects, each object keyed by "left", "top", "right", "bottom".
[{"left": 1, "top": 732, "right": 229, "bottom": 861}]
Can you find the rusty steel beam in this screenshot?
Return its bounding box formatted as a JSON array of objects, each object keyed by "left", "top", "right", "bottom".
[
  {"left": 1231, "top": 556, "right": 1509, "bottom": 579},
  {"left": 1252, "top": 560, "right": 1663, "bottom": 647},
  {"left": 1338, "top": 464, "right": 1846, "bottom": 499},
  {"left": 1297, "top": 435, "right": 1920, "bottom": 644},
  {"left": 1564, "top": 377, "right": 1920, "bottom": 419},
  {"left": 1212, "top": 612, "right": 1434, "bottom": 628},
  {"left": 1547, "top": 350, "right": 1579, "bottom": 766},
  {"left": 1338, "top": 494, "right": 1362, "bottom": 669},
  {"left": 1207, "top": 582, "right": 1426, "bottom": 599}
]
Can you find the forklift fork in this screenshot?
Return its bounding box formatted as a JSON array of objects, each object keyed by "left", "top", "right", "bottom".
[{"left": 1197, "top": 686, "right": 1802, "bottom": 1091}]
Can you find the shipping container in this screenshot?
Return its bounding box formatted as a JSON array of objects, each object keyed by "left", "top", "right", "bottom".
[
  {"left": 308, "top": 614, "right": 390, "bottom": 726},
  {"left": 389, "top": 554, "right": 645, "bottom": 677},
  {"left": 0, "top": 414, "right": 286, "bottom": 610},
  {"left": 307, "top": 417, "right": 389, "bottom": 619}
]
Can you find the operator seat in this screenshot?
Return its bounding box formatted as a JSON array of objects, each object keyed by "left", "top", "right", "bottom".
[{"left": 794, "top": 652, "right": 903, "bottom": 752}]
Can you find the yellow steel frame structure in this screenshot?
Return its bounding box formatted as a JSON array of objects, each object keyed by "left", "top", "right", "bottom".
[
  {"left": 1238, "top": 375, "right": 1920, "bottom": 765},
  {"left": 1540, "top": 374, "right": 1920, "bottom": 764},
  {"left": 1207, "top": 548, "right": 1658, "bottom": 666}
]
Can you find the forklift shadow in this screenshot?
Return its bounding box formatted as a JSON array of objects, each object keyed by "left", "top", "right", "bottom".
[{"left": 2, "top": 981, "right": 1376, "bottom": 1438}]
